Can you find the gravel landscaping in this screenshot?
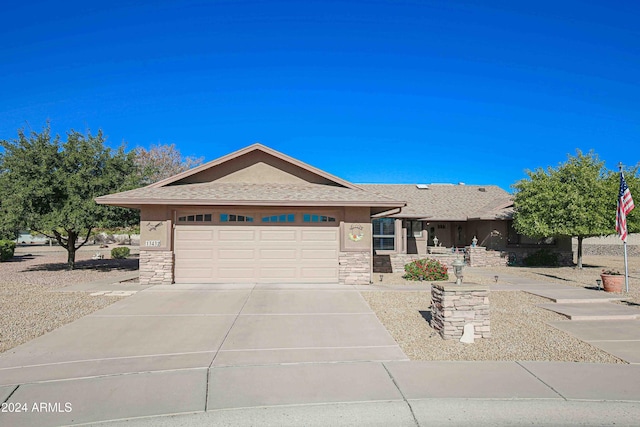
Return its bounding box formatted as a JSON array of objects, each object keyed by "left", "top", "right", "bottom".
[
  {"left": 362, "top": 290, "right": 624, "bottom": 363},
  {"left": 0, "top": 249, "right": 138, "bottom": 354},
  {"left": 362, "top": 254, "right": 638, "bottom": 364}
]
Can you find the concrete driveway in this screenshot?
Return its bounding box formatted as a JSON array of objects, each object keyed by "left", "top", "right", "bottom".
[{"left": 0, "top": 283, "right": 407, "bottom": 426}]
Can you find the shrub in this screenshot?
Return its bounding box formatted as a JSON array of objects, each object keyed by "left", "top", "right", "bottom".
[
  {"left": 0, "top": 240, "right": 16, "bottom": 261},
  {"left": 403, "top": 258, "right": 448, "bottom": 281},
  {"left": 523, "top": 249, "right": 559, "bottom": 267},
  {"left": 111, "top": 247, "right": 130, "bottom": 259}
]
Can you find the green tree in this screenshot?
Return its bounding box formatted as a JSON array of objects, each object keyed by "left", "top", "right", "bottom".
[
  {"left": 512, "top": 150, "right": 623, "bottom": 269},
  {"left": 0, "top": 125, "right": 140, "bottom": 269}
]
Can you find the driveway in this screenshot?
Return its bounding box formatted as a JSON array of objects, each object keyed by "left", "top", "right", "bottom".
[
  {"left": 0, "top": 283, "right": 407, "bottom": 425},
  {"left": 0, "top": 283, "right": 407, "bottom": 385}
]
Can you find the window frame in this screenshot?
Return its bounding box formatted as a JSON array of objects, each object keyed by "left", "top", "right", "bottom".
[{"left": 372, "top": 218, "right": 396, "bottom": 251}]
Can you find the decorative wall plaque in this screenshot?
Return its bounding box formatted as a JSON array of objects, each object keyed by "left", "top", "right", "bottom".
[
  {"left": 342, "top": 222, "right": 371, "bottom": 251},
  {"left": 140, "top": 220, "right": 168, "bottom": 249}
]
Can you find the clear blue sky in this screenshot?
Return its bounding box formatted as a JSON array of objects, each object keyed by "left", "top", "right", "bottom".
[{"left": 2, "top": 0, "right": 638, "bottom": 191}]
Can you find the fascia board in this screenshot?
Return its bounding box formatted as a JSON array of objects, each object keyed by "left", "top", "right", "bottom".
[{"left": 96, "top": 198, "right": 405, "bottom": 208}]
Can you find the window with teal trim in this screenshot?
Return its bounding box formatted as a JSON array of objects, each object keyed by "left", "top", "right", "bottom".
[
  {"left": 262, "top": 214, "right": 295, "bottom": 223},
  {"left": 303, "top": 214, "right": 336, "bottom": 223},
  {"left": 178, "top": 213, "right": 212, "bottom": 223},
  {"left": 220, "top": 214, "right": 254, "bottom": 222}
]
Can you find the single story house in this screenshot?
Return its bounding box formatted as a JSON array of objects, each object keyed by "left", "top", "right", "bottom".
[{"left": 96, "top": 144, "right": 571, "bottom": 285}]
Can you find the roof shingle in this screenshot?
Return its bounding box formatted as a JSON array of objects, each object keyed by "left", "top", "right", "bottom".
[
  {"left": 96, "top": 182, "right": 404, "bottom": 207},
  {"left": 361, "top": 184, "right": 513, "bottom": 220}
]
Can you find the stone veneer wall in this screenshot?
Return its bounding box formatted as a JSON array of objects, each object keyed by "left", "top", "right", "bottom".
[
  {"left": 339, "top": 251, "right": 371, "bottom": 285},
  {"left": 139, "top": 250, "right": 174, "bottom": 285},
  {"left": 465, "top": 246, "right": 507, "bottom": 267},
  {"left": 573, "top": 244, "right": 639, "bottom": 257},
  {"left": 431, "top": 283, "right": 491, "bottom": 340}
]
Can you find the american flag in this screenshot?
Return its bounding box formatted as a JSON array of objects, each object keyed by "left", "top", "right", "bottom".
[{"left": 616, "top": 172, "right": 635, "bottom": 242}]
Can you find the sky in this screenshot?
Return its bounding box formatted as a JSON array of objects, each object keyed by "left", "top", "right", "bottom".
[{"left": 1, "top": 0, "right": 639, "bottom": 192}]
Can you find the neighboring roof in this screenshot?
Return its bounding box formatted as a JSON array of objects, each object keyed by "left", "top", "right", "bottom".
[
  {"left": 96, "top": 144, "right": 405, "bottom": 209},
  {"left": 361, "top": 184, "right": 514, "bottom": 221}
]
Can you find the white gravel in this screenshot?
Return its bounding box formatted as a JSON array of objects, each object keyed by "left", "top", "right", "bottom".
[{"left": 0, "top": 250, "right": 138, "bottom": 353}]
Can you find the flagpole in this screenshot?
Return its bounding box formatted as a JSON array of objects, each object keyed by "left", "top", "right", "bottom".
[
  {"left": 619, "top": 162, "right": 630, "bottom": 293},
  {"left": 624, "top": 240, "right": 629, "bottom": 293}
]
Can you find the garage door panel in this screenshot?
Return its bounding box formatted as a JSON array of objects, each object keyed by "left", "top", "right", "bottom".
[
  {"left": 176, "top": 259, "right": 213, "bottom": 272},
  {"left": 177, "top": 249, "right": 213, "bottom": 259},
  {"left": 218, "top": 230, "right": 256, "bottom": 241},
  {"left": 259, "top": 249, "right": 297, "bottom": 259},
  {"left": 174, "top": 240, "right": 214, "bottom": 250},
  {"left": 176, "top": 229, "right": 214, "bottom": 241},
  {"left": 301, "top": 249, "right": 337, "bottom": 259},
  {"left": 218, "top": 249, "right": 255, "bottom": 259},
  {"left": 298, "top": 261, "right": 336, "bottom": 269},
  {"left": 301, "top": 230, "right": 338, "bottom": 241},
  {"left": 259, "top": 229, "right": 297, "bottom": 241}
]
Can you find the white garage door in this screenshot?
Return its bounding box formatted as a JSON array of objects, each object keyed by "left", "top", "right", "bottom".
[{"left": 174, "top": 225, "right": 339, "bottom": 283}]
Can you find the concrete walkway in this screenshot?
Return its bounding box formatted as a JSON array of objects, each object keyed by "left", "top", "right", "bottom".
[
  {"left": 2, "top": 280, "right": 640, "bottom": 425},
  {"left": 470, "top": 267, "right": 640, "bottom": 364}
]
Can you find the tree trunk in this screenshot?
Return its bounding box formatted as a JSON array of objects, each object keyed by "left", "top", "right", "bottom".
[
  {"left": 577, "top": 236, "right": 583, "bottom": 269},
  {"left": 66, "top": 231, "right": 78, "bottom": 270}
]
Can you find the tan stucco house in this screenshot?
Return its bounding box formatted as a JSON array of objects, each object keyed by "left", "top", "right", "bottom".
[{"left": 96, "top": 144, "right": 572, "bottom": 285}]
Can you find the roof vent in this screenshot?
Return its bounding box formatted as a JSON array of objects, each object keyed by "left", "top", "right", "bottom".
[
  {"left": 416, "top": 184, "right": 429, "bottom": 189},
  {"left": 478, "top": 187, "right": 486, "bottom": 192}
]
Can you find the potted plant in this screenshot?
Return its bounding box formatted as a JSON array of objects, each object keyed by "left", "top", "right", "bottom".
[{"left": 600, "top": 269, "right": 624, "bottom": 293}]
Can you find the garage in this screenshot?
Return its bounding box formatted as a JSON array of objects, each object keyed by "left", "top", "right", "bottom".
[
  {"left": 96, "top": 143, "right": 404, "bottom": 285},
  {"left": 174, "top": 222, "right": 339, "bottom": 283}
]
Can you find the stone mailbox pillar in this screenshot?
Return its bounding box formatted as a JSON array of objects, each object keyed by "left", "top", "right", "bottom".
[{"left": 431, "top": 283, "right": 490, "bottom": 340}]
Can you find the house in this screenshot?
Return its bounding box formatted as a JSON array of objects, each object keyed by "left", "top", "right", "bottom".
[
  {"left": 360, "top": 184, "right": 572, "bottom": 271},
  {"left": 96, "top": 144, "right": 572, "bottom": 285}
]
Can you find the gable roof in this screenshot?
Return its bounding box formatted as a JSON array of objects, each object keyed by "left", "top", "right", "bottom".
[
  {"left": 361, "top": 184, "right": 513, "bottom": 221},
  {"left": 149, "top": 143, "right": 362, "bottom": 190},
  {"left": 96, "top": 144, "right": 405, "bottom": 210}
]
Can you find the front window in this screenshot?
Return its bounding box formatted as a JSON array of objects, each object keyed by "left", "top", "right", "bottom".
[
  {"left": 406, "top": 220, "right": 423, "bottom": 237},
  {"left": 373, "top": 218, "right": 395, "bottom": 251}
]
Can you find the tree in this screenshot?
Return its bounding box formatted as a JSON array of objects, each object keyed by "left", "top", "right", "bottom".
[
  {"left": 135, "top": 143, "right": 203, "bottom": 185},
  {"left": 511, "top": 150, "right": 634, "bottom": 269},
  {"left": 0, "top": 125, "right": 140, "bottom": 269}
]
